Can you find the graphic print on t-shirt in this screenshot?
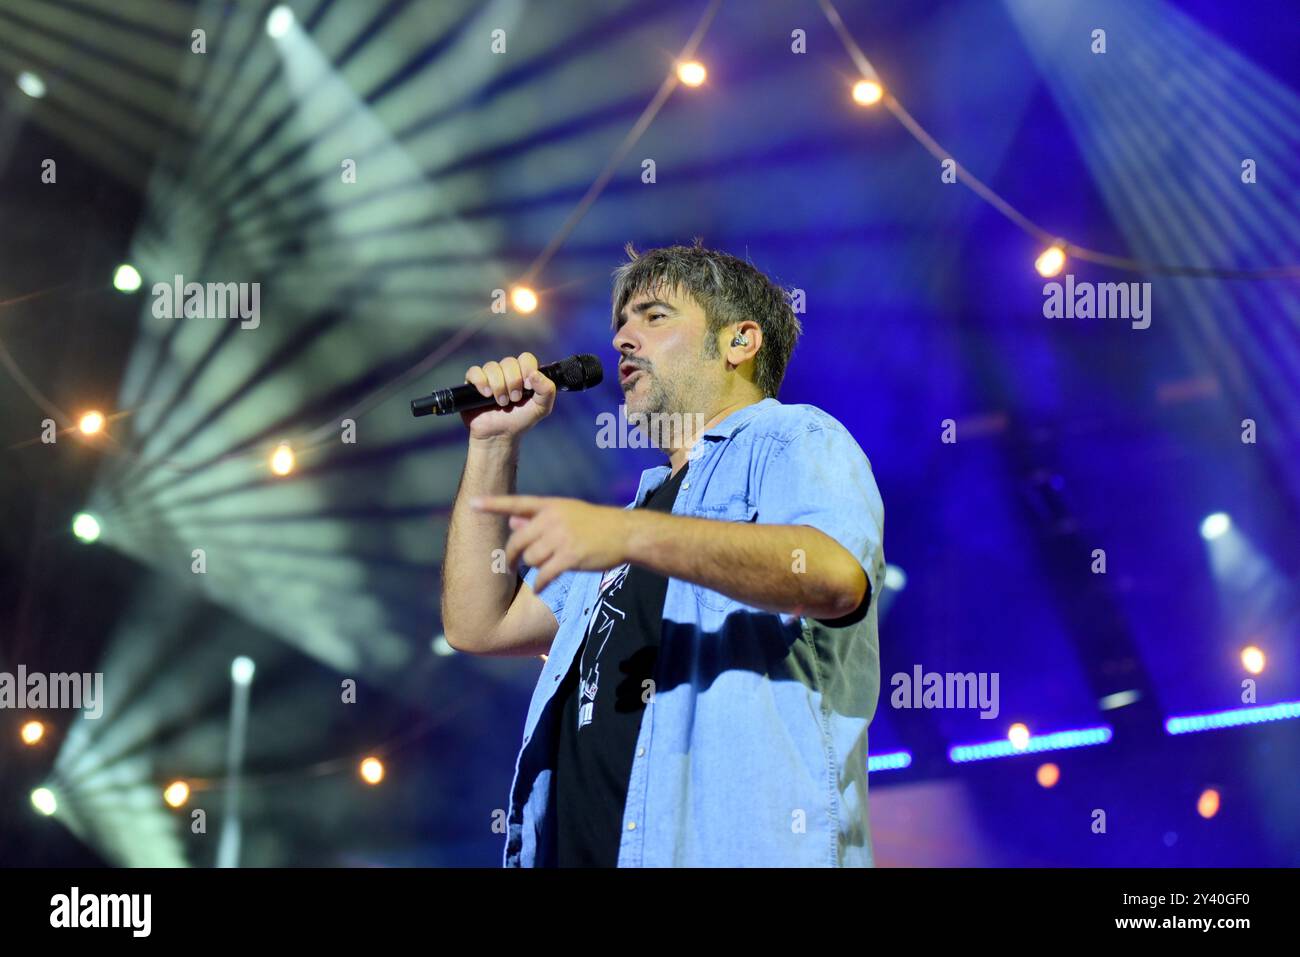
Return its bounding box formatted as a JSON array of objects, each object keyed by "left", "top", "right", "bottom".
[
  {"left": 552, "top": 462, "right": 687, "bottom": 867},
  {"left": 576, "top": 562, "right": 631, "bottom": 731}
]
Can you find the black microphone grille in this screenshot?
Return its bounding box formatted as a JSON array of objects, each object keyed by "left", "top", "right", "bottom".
[{"left": 556, "top": 354, "right": 603, "bottom": 390}]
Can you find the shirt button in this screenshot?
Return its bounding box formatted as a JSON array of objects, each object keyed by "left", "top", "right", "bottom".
[
  {"left": 627, "top": 821, "right": 637, "bottom": 831},
  {"left": 636, "top": 747, "right": 645, "bottom": 757},
  {"left": 682, "top": 481, "right": 690, "bottom": 490},
  {"left": 553, "top": 675, "right": 560, "bottom": 682}
]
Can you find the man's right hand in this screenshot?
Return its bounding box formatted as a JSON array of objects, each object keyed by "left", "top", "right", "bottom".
[{"left": 461, "top": 352, "right": 556, "bottom": 441}]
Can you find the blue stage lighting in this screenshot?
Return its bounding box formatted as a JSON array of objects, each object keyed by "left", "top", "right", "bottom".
[
  {"left": 868, "top": 751, "right": 912, "bottom": 773},
  {"left": 949, "top": 726, "right": 1113, "bottom": 763},
  {"left": 1165, "top": 701, "right": 1300, "bottom": 735}
]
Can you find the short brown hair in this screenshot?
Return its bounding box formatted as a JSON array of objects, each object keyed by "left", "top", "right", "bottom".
[{"left": 610, "top": 239, "right": 802, "bottom": 398}]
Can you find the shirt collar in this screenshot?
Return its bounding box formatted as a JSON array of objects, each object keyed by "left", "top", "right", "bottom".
[
  {"left": 632, "top": 398, "right": 779, "bottom": 505},
  {"left": 700, "top": 397, "right": 779, "bottom": 441}
]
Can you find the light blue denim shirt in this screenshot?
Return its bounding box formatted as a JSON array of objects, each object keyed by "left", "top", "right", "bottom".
[{"left": 512, "top": 397, "right": 885, "bottom": 866}]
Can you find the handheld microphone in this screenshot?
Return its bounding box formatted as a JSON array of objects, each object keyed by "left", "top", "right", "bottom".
[{"left": 410, "top": 353, "right": 604, "bottom": 417}]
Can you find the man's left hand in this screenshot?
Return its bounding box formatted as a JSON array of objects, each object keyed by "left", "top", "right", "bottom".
[{"left": 470, "top": 495, "right": 631, "bottom": 592}]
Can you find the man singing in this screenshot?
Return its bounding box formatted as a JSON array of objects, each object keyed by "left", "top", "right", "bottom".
[{"left": 441, "top": 242, "right": 885, "bottom": 867}]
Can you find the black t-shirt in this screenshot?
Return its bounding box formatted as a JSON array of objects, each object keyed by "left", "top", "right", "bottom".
[{"left": 553, "top": 461, "right": 689, "bottom": 867}]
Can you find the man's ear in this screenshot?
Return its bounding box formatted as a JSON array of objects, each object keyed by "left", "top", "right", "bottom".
[{"left": 726, "top": 321, "right": 762, "bottom": 367}]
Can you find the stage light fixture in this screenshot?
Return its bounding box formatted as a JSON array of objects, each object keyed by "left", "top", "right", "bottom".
[
  {"left": 231, "top": 656, "right": 256, "bottom": 685},
  {"left": 867, "top": 751, "right": 911, "bottom": 772},
  {"left": 1098, "top": 689, "right": 1141, "bottom": 711},
  {"left": 113, "top": 264, "right": 142, "bottom": 292},
  {"left": 1241, "top": 646, "right": 1265, "bottom": 675},
  {"left": 266, "top": 5, "right": 295, "bottom": 38},
  {"left": 1197, "top": 788, "right": 1220, "bottom": 819},
  {"left": 31, "top": 788, "right": 57, "bottom": 816},
  {"left": 1165, "top": 701, "right": 1300, "bottom": 734},
  {"left": 950, "top": 726, "right": 1112, "bottom": 763},
  {"left": 1200, "top": 512, "right": 1231, "bottom": 540},
  {"left": 884, "top": 564, "right": 907, "bottom": 591},
  {"left": 1008, "top": 723, "right": 1030, "bottom": 750},
  {"left": 72, "top": 512, "right": 101, "bottom": 543},
  {"left": 1036, "top": 763, "right": 1060, "bottom": 787},
  {"left": 20, "top": 720, "right": 45, "bottom": 745},
  {"left": 16, "top": 71, "right": 45, "bottom": 98}
]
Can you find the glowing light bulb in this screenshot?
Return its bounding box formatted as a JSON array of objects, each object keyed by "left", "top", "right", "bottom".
[
  {"left": 1035, "top": 245, "right": 1066, "bottom": 278},
  {"left": 852, "top": 79, "right": 883, "bottom": 106},
  {"left": 1241, "top": 646, "right": 1265, "bottom": 675},
  {"left": 21, "top": 721, "right": 45, "bottom": 745},
  {"left": 360, "top": 757, "right": 385, "bottom": 785},
  {"left": 270, "top": 443, "right": 295, "bottom": 476},
  {"left": 676, "top": 61, "right": 707, "bottom": 87},
  {"left": 510, "top": 286, "right": 539, "bottom": 314},
  {"left": 164, "top": 781, "right": 190, "bottom": 808},
  {"left": 1036, "top": 763, "right": 1060, "bottom": 788},
  {"left": 1197, "top": 788, "right": 1220, "bottom": 819},
  {"left": 78, "top": 411, "right": 105, "bottom": 435},
  {"left": 1008, "top": 723, "right": 1030, "bottom": 750}
]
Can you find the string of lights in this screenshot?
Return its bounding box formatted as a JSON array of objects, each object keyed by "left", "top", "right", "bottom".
[
  {"left": 11, "top": 0, "right": 1296, "bottom": 482},
  {"left": 23, "top": 690, "right": 475, "bottom": 816},
  {"left": 818, "top": 0, "right": 1300, "bottom": 280}
]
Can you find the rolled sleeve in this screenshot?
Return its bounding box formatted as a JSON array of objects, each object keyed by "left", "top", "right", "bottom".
[
  {"left": 756, "top": 425, "right": 886, "bottom": 602},
  {"left": 521, "top": 563, "right": 573, "bottom": 624}
]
